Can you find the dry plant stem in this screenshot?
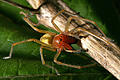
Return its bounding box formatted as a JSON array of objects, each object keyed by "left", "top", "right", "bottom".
[{"left": 26, "top": 0, "right": 120, "bottom": 79}]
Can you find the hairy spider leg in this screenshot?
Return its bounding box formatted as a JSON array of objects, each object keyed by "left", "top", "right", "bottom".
[
  {"left": 66, "top": 16, "right": 110, "bottom": 44},
  {"left": 54, "top": 48, "right": 96, "bottom": 69},
  {"left": 51, "top": 9, "right": 77, "bottom": 33},
  {"left": 20, "top": 11, "right": 41, "bottom": 26},
  {"left": 78, "top": 17, "right": 106, "bottom": 37},
  {"left": 51, "top": 9, "right": 65, "bottom": 33},
  {"left": 65, "top": 16, "right": 106, "bottom": 37},
  {"left": 66, "top": 16, "right": 120, "bottom": 52},
  {"left": 21, "top": 11, "right": 56, "bottom": 36},
  {"left": 3, "top": 39, "right": 52, "bottom": 59}
]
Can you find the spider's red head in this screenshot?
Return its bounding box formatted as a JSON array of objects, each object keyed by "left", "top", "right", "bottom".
[{"left": 52, "top": 34, "right": 77, "bottom": 50}]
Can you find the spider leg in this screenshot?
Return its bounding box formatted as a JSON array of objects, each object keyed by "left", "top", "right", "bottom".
[
  {"left": 54, "top": 49, "right": 95, "bottom": 69},
  {"left": 3, "top": 39, "right": 52, "bottom": 59},
  {"left": 72, "top": 27, "right": 111, "bottom": 45},
  {"left": 66, "top": 16, "right": 106, "bottom": 37},
  {"left": 78, "top": 17, "right": 106, "bottom": 37},
  {"left": 51, "top": 9, "right": 65, "bottom": 33},
  {"left": 20, "top": 11, "right": 41, "bottom": 26},
  {"left": 51, "top": 9, "right": 79, "bottom": 33},
  {"left": 69, "top": 26, "right": 120, "bottom": 53},
  {"left": 20, "top": 13, "right": 56, "bottom": 35},
  {"left": 66, "top": 16, "right": 112, "bottom": 46},
  {"left": 40, "top": 46, "right": 60, "bottom": 75},
  {"left": 65, "top": 16, "right": 86, "bottom": 33},
  {"left": 64, "top": 16, "right": 71, "bottom": 33},
  {"left": 65, "top": 16, "right": 85, "bottom": 33}
]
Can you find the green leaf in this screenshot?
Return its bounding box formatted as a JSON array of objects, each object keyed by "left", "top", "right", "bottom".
[{"left": 0, "top": 0, "right": 119, "bottom": 80}]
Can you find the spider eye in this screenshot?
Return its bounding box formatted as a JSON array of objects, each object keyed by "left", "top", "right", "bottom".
[{"left": 60, "top": 38, "right": 62, "bottom": 41}]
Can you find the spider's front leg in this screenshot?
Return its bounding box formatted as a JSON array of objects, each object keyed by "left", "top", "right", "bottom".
[
  {"left": 20, "top": 11, "right": 42, "bottom": 27},
  {"left": 20, "top": 12, "right": 56, "bottom": 35},
  {"left": 3, "top": 39, "right": 49, "bottom": 59}
]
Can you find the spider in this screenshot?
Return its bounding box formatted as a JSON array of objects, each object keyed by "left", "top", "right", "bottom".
[{"left": 3, "top": 9, "right": 106, "bottom": 75}]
